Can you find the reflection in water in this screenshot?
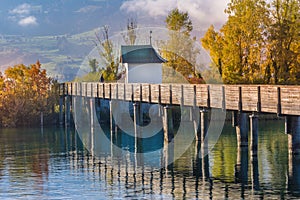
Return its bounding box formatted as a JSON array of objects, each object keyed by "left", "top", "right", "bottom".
[{"left": 0, "top": 120, "right": 299, "bottom": 199}]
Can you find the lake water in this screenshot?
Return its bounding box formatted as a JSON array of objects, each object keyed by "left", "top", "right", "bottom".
[{"left": 1, "top": 120, "right": 300, "bottom": 199}]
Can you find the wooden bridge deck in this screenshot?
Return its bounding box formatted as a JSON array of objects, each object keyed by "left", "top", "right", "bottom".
[{"left": 60, "top": 83, "right": 300, "bottom": 116}]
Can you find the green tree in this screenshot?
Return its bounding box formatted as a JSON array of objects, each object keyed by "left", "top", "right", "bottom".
[
  {"left": 165, "top": 8, "right": 193, "bottom": 36},
  {"left": 161, "top": 8, "right": 200, "bottom": 80}
]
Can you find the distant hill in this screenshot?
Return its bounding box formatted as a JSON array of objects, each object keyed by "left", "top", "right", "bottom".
[{"left": 0, "top": 29, "right": 99, "bottom": 81}]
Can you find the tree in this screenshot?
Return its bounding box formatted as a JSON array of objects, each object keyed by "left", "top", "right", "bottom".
[
  {"left": 221, "top": 0, "right": 270, "bottom": 83},
  {"left": 0, "top": 62, "right": 57, "bottom": 127},
  {"left": 201, "top": 0, "right": 299, "bottom": 84},
  {"left": 95, "top": 25, "right": 119, "bottom": 81},
  {"left": 267, "top": 0, "right": 300, "bottom": 84},
  {"left": 89, "top": 58, "right": 99, "bottom": 73},
  {"left": 201, "top": 25, "right": 224, "bottom": 76},
  {"left": 161, "top": 8, "right": 200, "bottom": 80},
  {"left": 165, "top": 8, "right": 192, "bottom": 36}
]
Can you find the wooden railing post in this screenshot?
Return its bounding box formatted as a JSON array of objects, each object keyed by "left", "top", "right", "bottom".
[
  {"left": 169, "top": 85, "right": 172, "bottom": 105},
  {"left": 158, "top": 85, "right": 161, "bottom": 104},
  {"left": 257, "top": 86, "right": 261, "bottom": 113},
  {"left": 148, "top": 84, "right": 151, "bottom": 103},
  {"left": 238, "top": 86, "right": 242, "bottom": 112},
  {"left": 277, "top": 87, "right": 281, "bottom": 117},
  {"left": 207, "top": 85, "right": 210, "bottom": 109},
  {"left": 222, "top": 86, "right": 226, "bottom": 111}
]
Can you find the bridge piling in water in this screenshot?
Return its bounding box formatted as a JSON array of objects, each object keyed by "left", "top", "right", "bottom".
[
  {"left": 286, "top": 116, "right": 300, "bottom": 155},
  {"left": 163, "top": 105, "right": 174, "bottom": 142},
  {"left": 109, "top": 101, "right": 115, "bottom": 137},
  {"left": 235, "top": 112, "right": 248, "bottom": 147},
  {"left": 89, "top": 98, "right": 95, "bottom": 156},
  {"left": 133, "top": 102, "right": 142, "bottom": 139},
  {"left": 65, "top": 95, "right": 71, "bottom": 127},
  {"left": 249, "top": 114, "right": 258, "bottom": 156},
  {"left": 59, "top": 96, "right": 64, "bottom": 126},
  {"left": 200, "top": 109, "right": 209, "bottom": 147},
  {"left": 235, "top": 146, "right": 248, "bottom": 184}
]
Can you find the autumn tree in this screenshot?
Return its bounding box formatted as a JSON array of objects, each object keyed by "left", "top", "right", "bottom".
[
  {"left": 161, "top": 8, "right": 200, "bottom": 80},
  {"left": 266, "top": 0, "right": 300, "bottom": 84},
  {"left": 0, "top": 62, "right": 57, "bottom": 127},
  {"left": 202, "top": 0, "right": 299, "bottom": 84},
  {"left": 95, "top": 25, "right": 119, "bottom": 81},
  {"left": 201, "top": 25, "right": 224, "bottom": 77}
]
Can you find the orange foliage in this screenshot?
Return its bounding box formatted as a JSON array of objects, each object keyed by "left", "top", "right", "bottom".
[{"left": 0, "top": 61, "right": 58, "bottom": 127}]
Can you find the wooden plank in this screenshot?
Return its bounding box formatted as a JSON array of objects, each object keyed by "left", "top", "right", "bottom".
[
  {"left": 73, "top": 83, "right": 76, "bottom": 96},
  {"left": 97, "top": 83, "right": 103, "bottom": 98},
  {"left": 260, "top": 86, "right": 277, "bottom": 113},
  {"left": 281, "top": 86, "right": 300, "bottom": 115},
  {"left": 77, "top": 83, "right": 81, "bottom": 96},
  {"left": 142, "top": 84, "right": 150, "bottom": 102},
  {"left": 81, "top": 83, "right": 86, "bottom": 97},
  {"left": 110, "top": 83, "right": 117, "bottom": 99},
  {"left": 183, "top": 84, "right": 194, "bottom": 106},
  {"left": 117, "top": 83, "right": 125, "bottom": 100},
  {"left": 125, "top": 83, "right": 133, "bottom": 101},
  {"left": 104, "top": 84, "right": 111, "bottom": 99},
  {"left": 241, "top": 85, "right": 258, "bottom": 112},
  {"left": 160, "top": 84, "right": 170, "bottom": 104},
  {"left": 92, "top": 83, "right": 98, "bottom": 97},
  {"left": 196, "top": 84, "right": 208, "bottom": 107},
  {"left": 170, "top": 84, "right": 181, "bottom": 105},
  {"left": 151, "top": 84, "right": 160, "bottom": 104},
  {"left": 86, "top": 83, "right": 93, "bottom": 97},
  {"left": 133, "top": 84, "right": 141, "bottom": 102},
  {"left": 224, "top": 85, "right": 239, "bottom": 110},
  {"left": 209, "top": 84, "right": 222, "bottom": 109}
]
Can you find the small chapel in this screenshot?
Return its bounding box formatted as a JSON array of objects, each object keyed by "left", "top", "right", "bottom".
[{"left": 120, "top": 45, "right": 166, "bottom": 84}]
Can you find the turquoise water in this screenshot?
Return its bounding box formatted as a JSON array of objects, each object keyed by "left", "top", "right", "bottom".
[{"left": 0, "top": 120, "right": 299, "bottom": 199}]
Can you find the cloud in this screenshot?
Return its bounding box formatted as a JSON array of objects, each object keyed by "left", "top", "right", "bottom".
[
  {"left": 75, "top": 5, "right": 102, "bottom": 13},
  {"left": 18, "top": 16, "right": 38, "bottom": 26},
  {"left": 121, "top": 0, "right": 173, "bottom": 18},
  {"left": 9, "top": 3, "right": 31, "bottom": 15},
  {"left": 121, "top": 0, "right": 229, "bottom": 31},
  {"left": 9, "top": 3, "right": 41, "bottom": 27}
]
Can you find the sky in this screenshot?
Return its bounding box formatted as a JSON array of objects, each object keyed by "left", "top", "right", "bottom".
[{"left": 0, "top": 0, "right": 229, "bottom": 36}]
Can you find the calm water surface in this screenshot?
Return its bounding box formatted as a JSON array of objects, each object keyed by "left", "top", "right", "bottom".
[{"left": 0, "top": 120, "right": 300, "bottom": 199}]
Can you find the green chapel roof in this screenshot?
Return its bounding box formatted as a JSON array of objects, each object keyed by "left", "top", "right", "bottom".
[{"left": 120, "top": 45, "right": 166, "bottom": 64}]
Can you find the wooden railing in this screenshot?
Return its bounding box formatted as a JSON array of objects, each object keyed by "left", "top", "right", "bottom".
[{"left": 59, "top": 83, "right": 300, "bottom": 116}]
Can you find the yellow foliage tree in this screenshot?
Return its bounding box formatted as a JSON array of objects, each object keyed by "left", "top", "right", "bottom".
[{"left": 0, "top": 61, "right": 58, "bottom": 127}]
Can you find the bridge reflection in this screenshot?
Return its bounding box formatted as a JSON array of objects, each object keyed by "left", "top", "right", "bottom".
[{"left": 60, "top": 121, "right": 300, "bottom": 199}]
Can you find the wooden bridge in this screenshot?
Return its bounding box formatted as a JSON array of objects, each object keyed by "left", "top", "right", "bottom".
[
  {"left": 60, "top": 82, "right": 300, "bottom": 115},
  {"left": 59, "top": 82, "right": 300, "bottom": 154}
]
